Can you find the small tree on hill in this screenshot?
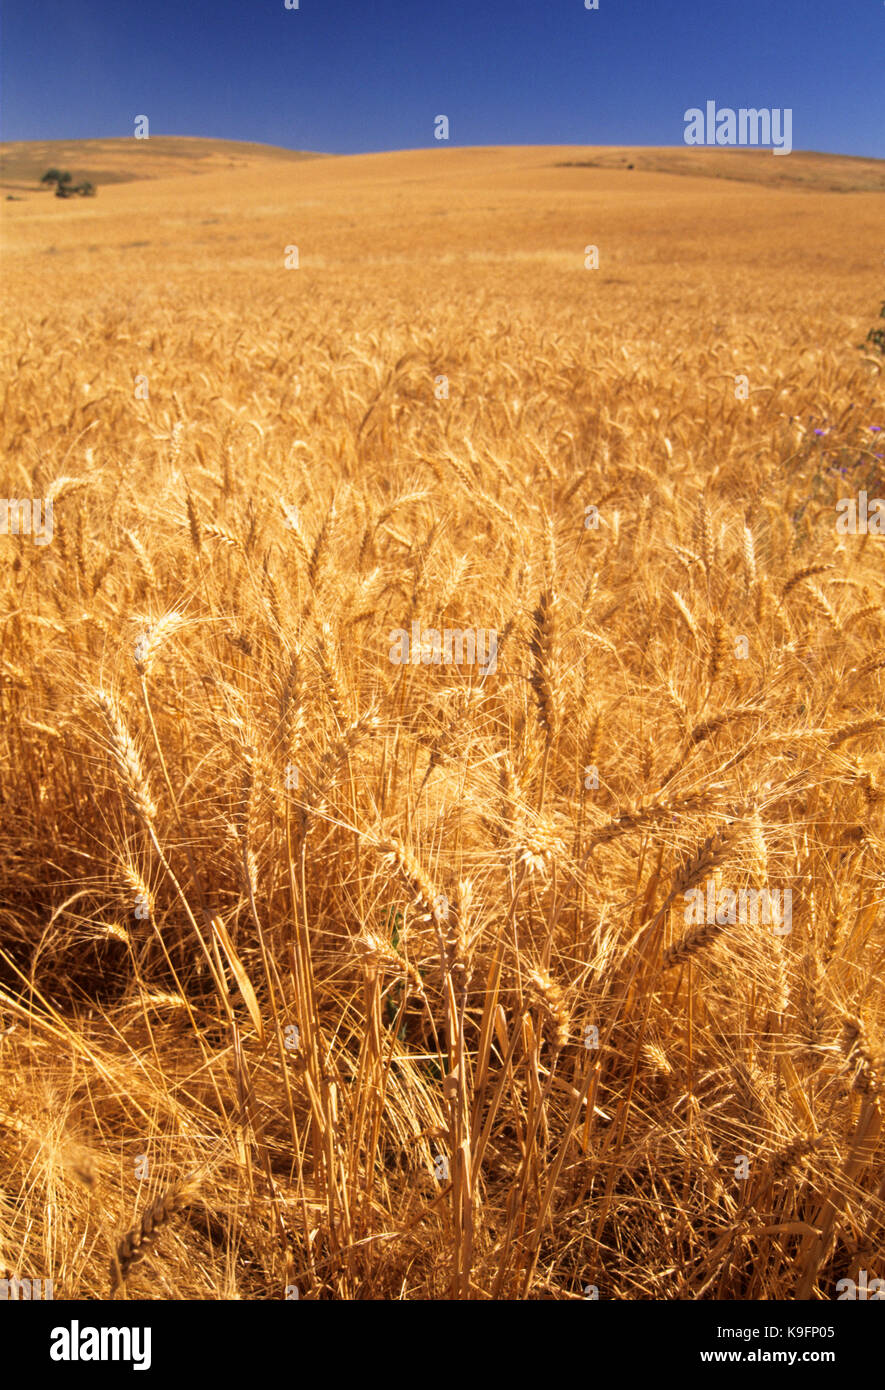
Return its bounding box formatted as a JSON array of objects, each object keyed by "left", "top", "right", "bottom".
[
  {"left": 40, "top": 169, "right": 96, "bottom": 198},
  {"left": 42, "top": 169, "right": 72, "bottom": 191}
]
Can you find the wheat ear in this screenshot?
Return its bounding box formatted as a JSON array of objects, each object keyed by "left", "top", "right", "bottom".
[
  {"left": 110, "top": 1180, "right": 199, "bottom": 1294},
  {"left": 94, "top": 689, "right": 157, "bottom": 828}
]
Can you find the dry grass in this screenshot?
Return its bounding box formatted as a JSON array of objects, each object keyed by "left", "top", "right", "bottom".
[
  {"left": 0, "top": 136, "right": 328, "bottom": 192},
  {"left": 1, "top": 141, "right": 883, "bottom": 1300}
]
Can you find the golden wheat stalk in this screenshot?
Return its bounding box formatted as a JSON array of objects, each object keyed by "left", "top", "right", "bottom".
[
  {"left": 529, "top": 588, "right": 558, "bottom": 743},
  {"left": 527, "top": 967, "right": 570, "bottom": 1051},
  {"left": 109, "top": 1180, "right": 200, "bottom": 1293},
  {"left": 134, "top": 611, "right": 186, "bottom": 678},
  {"left": 94, "top": 689, "right": 157, "bottom": 827}
]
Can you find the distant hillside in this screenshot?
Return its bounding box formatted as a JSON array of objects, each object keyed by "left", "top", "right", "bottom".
[
  {"left": 551, "top": 146, "right": 885, "bottom": 193},
  {"left": 1, "top": 137, "right": 882, "bottom": 200},
  {"left": 0, "top": 136, "right": 331, "bottom": 191}
]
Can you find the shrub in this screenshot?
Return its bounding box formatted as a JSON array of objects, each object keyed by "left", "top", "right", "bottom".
[{"left": 864, "top": 298, "right": 885, "bottom": 356}]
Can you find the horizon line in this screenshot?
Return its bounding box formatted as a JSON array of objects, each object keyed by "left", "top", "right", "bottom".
[{"left": 2, "top": 134, "right": 883, "bottom": 163}]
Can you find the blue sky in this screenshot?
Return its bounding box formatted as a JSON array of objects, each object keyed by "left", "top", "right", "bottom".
[{"left": 1, "top": 0, "right": 882, "bottom": 157}]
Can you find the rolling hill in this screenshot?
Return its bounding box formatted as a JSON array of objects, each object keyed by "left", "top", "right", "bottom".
[{"left": 0, "top": 135, "right": 331, "bottom": 192}]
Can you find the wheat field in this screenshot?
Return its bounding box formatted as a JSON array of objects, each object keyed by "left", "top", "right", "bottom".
[{"left": 1, "top": 141, "right": 884, "bottom": 1300}]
